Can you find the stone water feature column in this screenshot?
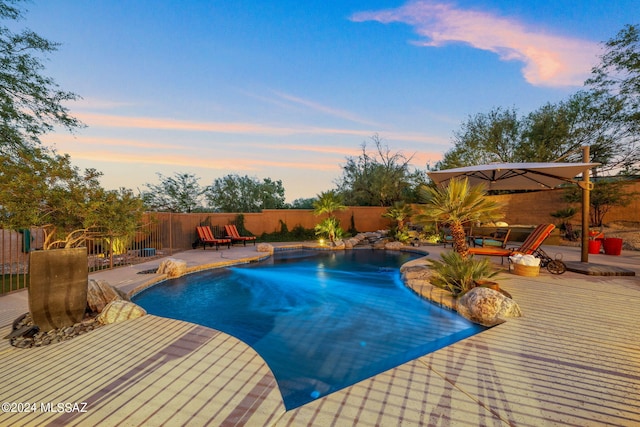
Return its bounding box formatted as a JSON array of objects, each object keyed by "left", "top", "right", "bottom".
[{"left": 28, "top": 247, "right": 88, "bottom": 332}]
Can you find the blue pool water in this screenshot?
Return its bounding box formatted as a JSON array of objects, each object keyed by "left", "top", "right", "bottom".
[{"left": 133, "top": 249, "right": 485, "bottom": 409}]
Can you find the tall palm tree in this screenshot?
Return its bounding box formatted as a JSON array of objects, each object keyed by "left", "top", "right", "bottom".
[
  {"left": 313, "top": 190, "right": 347, "bottom": 243},
  {"left": 416, "top": 178, "right": 502, "bottom": 259},
  {"left": 313, "top": 190, "right": 346, "bottom": 218},
  {"left": 382, "top": 201, "right": 414, "bottom": 231}
]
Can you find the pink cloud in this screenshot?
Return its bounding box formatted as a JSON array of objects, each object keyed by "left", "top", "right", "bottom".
[
  {"left": 72, "top": 112, "right": 441, "bottom": 145},
  {"left": 74, "top": 112, "right": 301, "bottom": 136},
  {"left": 46, "top": 139, "right": 342, "bottom": 172},
  {"left": 351, "top": 1, "right": 601, "bottom": 87}
]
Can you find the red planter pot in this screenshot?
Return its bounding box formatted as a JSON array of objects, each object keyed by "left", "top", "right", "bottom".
[
  {"left": 588, "top": 239, "right": 602, "bottom": 254},
  {"left": 603, "top": 238, "right": 623, "bottom": 256}
]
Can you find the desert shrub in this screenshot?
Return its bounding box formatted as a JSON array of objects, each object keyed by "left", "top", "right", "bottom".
[{"left": 428, "top": 251, "right": 498, "bottom": 297}]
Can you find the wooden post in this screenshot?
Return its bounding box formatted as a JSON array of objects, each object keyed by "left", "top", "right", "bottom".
[{"left": 581, "top": 146, "right": 590, "bottom": 263}]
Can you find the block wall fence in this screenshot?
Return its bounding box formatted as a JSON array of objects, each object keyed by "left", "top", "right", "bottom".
[
  {"left": 3, "top": 182, "right": 638, "bottom": 253},
  {"left": 158, "top": 181, "right": 639, "bottom": 250}
]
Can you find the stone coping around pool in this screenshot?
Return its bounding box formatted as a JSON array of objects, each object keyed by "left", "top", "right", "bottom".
[
  {"left": 399, "top": 255, "right": 458, "bottom": 312},
  {"left": 127, "top": 253, "right": 272, "bottom": 298},
  {"left": 127, "top": 243, "right": 431, "bottom": 300}
]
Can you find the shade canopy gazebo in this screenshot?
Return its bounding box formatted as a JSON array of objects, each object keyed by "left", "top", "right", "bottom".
[
  {"left": 427, "top": 162, "right": 599, "bottom": 191},
  {"left": 427, "top": 161, "right": 600, "bottom": 262}
]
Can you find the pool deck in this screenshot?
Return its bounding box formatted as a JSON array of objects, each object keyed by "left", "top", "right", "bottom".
[{"left": 1, "top": 243, "right": 639, "bottom": 426}]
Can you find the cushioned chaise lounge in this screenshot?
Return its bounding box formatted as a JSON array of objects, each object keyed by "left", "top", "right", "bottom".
[
  {"left": 468, "top": 224, "right": 555, "bottom": 262},
  {"left": 471, "top": 227, "right": 511, "bottom": 248},
  {"left": 193, "top": 226, "right": 231, "bottom": 250},
  {"left": 224, "top": 225, "right": 256, "bottom": 246}
]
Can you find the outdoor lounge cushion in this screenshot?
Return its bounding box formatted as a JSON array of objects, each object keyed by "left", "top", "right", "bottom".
[
  {"left": 195, "top": 226, "right": 231, "bottom": 250},
  {"left": 472, "top": 228, "right": 511, "bottom": 248},
  {"left": 469, "top": 224, "right": 555, "bottom": 258},
  {"left": 224, "top": 225, "right": 256, "bottom": 246}
]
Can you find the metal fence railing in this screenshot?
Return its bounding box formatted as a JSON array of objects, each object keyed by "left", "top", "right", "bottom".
[
  {"left": 0, "top": 213, "right": 189, "bottom": 295},
  {"left": 0, "top": 228, "right": 30, "bottom": 294}
]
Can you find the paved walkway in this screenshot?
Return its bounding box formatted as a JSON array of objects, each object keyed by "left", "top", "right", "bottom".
[{"left": 1, "top": 244, "right": 639, "bottom": 426}]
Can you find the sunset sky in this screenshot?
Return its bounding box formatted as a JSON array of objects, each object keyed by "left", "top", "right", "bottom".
[{"left": 24, "top": 0, "right": 638, "bottom": 201}]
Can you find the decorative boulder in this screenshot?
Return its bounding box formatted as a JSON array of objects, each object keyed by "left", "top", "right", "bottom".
[
  {"left": 456, "top": 287, "right": 523, "bottom": 327},
  {"left": 373, "top": 239, "right": 390, "bottom": 249},
  {"left": 156, "top": 258, "right": 187, "bottom": 278},
  {"left": 385, "top": 241, "right": 404, "bottom": 250},
  {"left": 257, "top": 243, "right": 274, "bottom": 253},
  {"left": 87, "top": 279, "right": 128, "bottom": 313},
  {"left": 97, "top": 300, "right": 146, "bottom": 325},
  {"left": 333, "top": 240, "right": 346, "bottom": 249}
]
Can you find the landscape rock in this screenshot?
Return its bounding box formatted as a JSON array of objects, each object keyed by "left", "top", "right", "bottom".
[
  {"left": 456, "top": 287, "right": 523, "bottom": 327},
  {"left": 401, "top": 266, "right": 434, "bottom": 281},
  {"left": 97, "top": 300, "right": 147, "bottom": 325},
  {"left": 156, "top": 258, "right": 187, "bottom": 278},
  {"left": 7, "top": 312, "right": 102, "bottom": 348},
  {"left": 384, "top": 241, "right": 404, "bottom": 250},
  {"left": 257, "top": 243, "right": 274, "bottom": 253},
  {"left": 87, "top": 279, "right": 128, "bottom": 313},
  {"left": 333, "top": 240, "right": 346, "bottom": 249}
]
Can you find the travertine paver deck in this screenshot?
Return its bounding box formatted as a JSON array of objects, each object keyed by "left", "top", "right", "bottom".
[{"left": 1, "top": 244, "right": 639, "bottom": 426}]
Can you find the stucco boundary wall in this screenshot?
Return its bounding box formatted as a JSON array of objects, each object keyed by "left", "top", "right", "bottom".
[
  {"left": 156, "top": 207, "right": 392, "bottom": 250},
  {"left": 487, "top": 180, "right": 640, "bottom": 226},
  {"left": 157, "top": 181, "right": 639, "bottom": 251}
]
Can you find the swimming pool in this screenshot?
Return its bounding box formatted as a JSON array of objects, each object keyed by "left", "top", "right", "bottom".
[{"left": 133, "top": 249, "right": 485, "bottom": 409}]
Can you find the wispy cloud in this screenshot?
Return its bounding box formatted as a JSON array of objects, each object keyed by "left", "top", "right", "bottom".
[
  {"left": 74, "top": 112, "right": 301, "bottom": 136},
  {"left": 59, "top": 147, "right": 341, "bottom": 172},
  {"left": 68, "top": 97, "right": 137, "bottom": 110},
  {"left": 351, "top": 0, "right": 601, "bottom": 87},
  {"left": 71, "top": 112, "right": 439, "bottom": 145},
  {"left": 45, "top": 134, "right": 185, "bottom": 151},
  {"left": 270, "top": 91, "right": 382, "bottom": 127}
]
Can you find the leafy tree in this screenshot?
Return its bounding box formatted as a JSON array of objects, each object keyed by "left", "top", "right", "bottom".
[
  {"left": 86, "top": 187, "right": 145, "bottom": 254},
  {"left": 437, "top": 91, "right": 634, "bottom": 176},
  {"left": 0, "top": 1, "right": 144, "bottom": 250},
  {"left": 0, "top": 148, "right": 144, "bottom": 249},
  {"left": 585, "top": 24, "right": 640, "bottom": 174},
  {"left": 205, "top": 174, "right": 286, "bottom": 212},
  {"left": 289, "top": 197, "right": 316, "bottom": 209},
  {"left": 563, "top": 179, "right": 637, "bottom": 226},
  {"left": 142, "top": 172, "right": 204, "bottom": 213},
  {"left": 415, "top": 178, "right": 502, "bottom": 259},
  {"left": 0, "top": 0, "right": 82, "bottom": 155},
  {"left": 337, "top": 134, "right": 427, "bottom": 206},
  {"left": 588, "top": 24, "right": 640, "bottom": 119},
  {"left": 257, "top": 177, "right": 286, "bottom": 211},
  {"left": 436, "top": 107, "right": 520, "bottom": 169},
  {"left": 437, "top": 25, "right": 640, "bottom": 175}
]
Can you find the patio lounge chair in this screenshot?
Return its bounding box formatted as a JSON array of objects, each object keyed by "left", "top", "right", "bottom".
[
  {"left": 193, "top": 226, "right": 231, "bottom": 250},
  {"left": 471, "top": 227, "right": 511, "bottom": 248},
  {"left": 469, "top": 223, "right": 566, "bottom": 274},
  {"left": 224, "top": 225, "right": 256, "bottom": 246},
  {"left": 468, "top": 224, "right": 555, "bottom": 261}
]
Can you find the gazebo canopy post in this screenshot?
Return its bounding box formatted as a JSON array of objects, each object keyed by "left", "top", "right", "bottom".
[{"left": 581, "top": 146, "right": 591, "bottom": 263}]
